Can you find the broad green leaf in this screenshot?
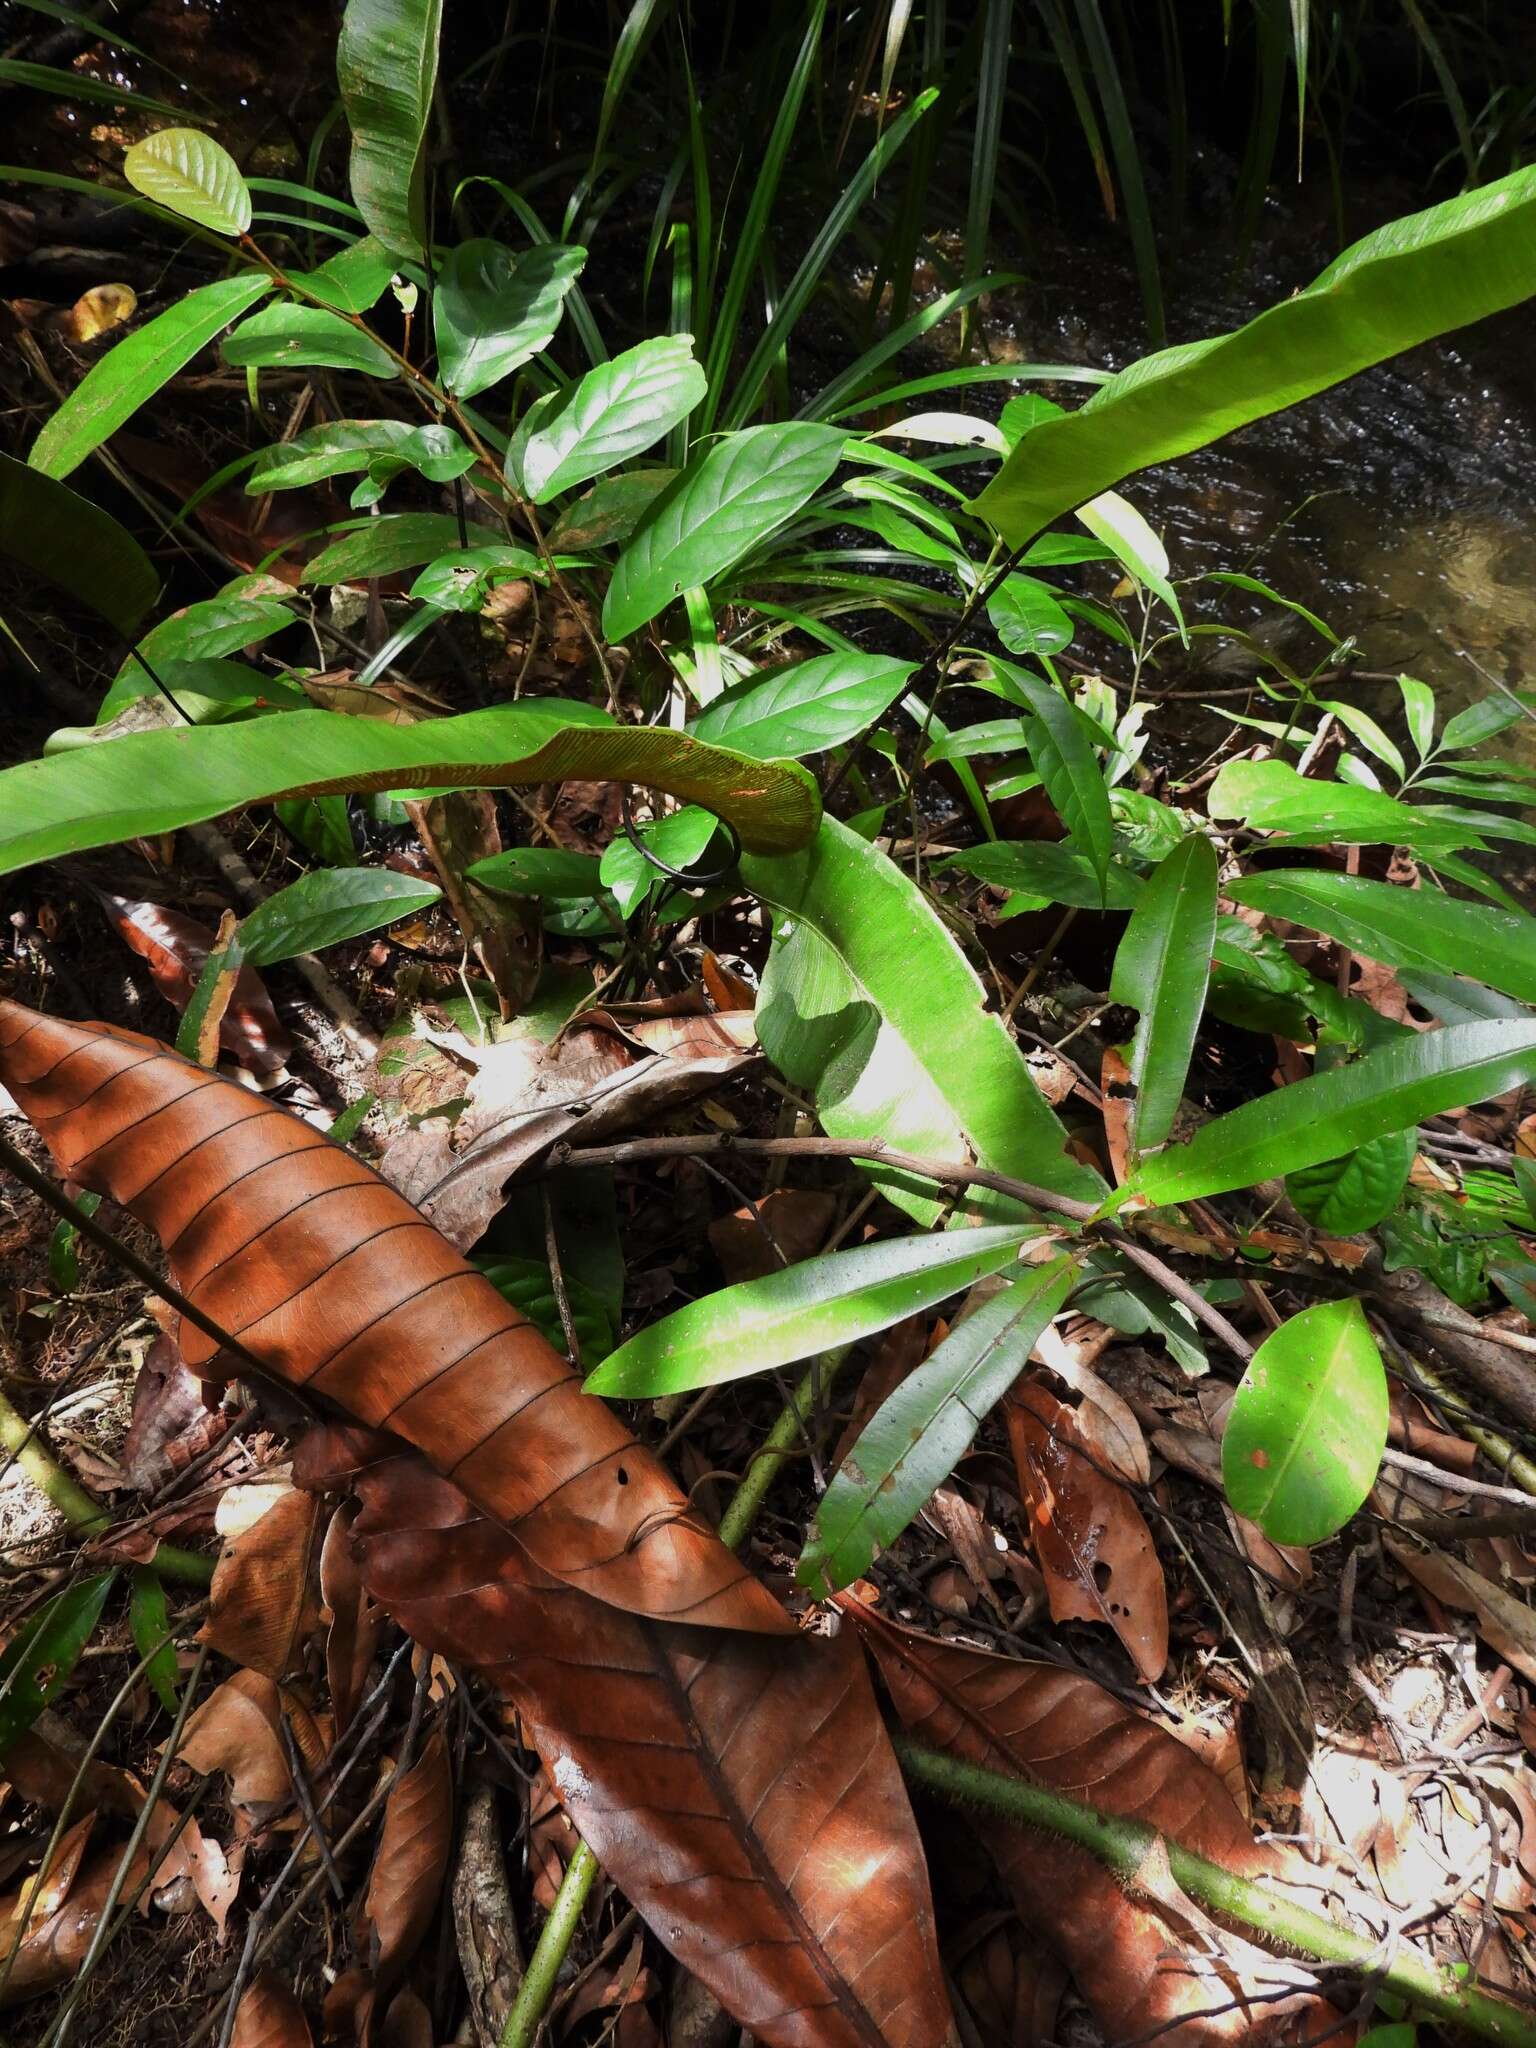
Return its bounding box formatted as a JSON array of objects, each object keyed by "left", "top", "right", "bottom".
[
  {"left": 994, "top": 664, "right": 1114, "bottom": 892},
  {"left": 293, "top": 235, "right": 398, "bottom": 313},
  {"left": 222, "top": 302, "right": 397, "bottom": 377},
  {"left": 545, "top": 468, "right": 674, "bottom": 552},
  {"left": 129, "top": 1567, "right": 180, "bottom": 1716},
  {"left": 1129, "top": 1019, "right": 1536, "bottom": 1208},
  {"left": 974, "top": 163, "right": 1536, "bottom": 544},
  {"left": 1077, "top": 490, "right": 1185, "bottom": 639},
  {"left": 434, "top": 240, "right": 587, "bottom": 400},
  {"left": 1399, "top": 674, "right": 1436, "bottom": 758},
  {"left": 586, "top": 1223, "right": 1038, "bottom": 1397},
  {"left": 741, "top": 818, "right": 1104, "bottom": 1226},
  {"left": 1110, "top": 834, "right": 1218, "bottom": 1153},
  {"left": 1208, "top": 758, "right": 1484, "bottom": 851},
  {"left": 603, "top": 424, "right": 845, "bottom": 642},
  {"left": 1221, "top": 1299, "right": 1387, "bottom": 1546},
  {"left": 98, "top": 597, "right": 295, "bottom": 719},
  {"left": 238, "top": 868, "right": 442, "bottom": 965},
  {"left": 599, "top": 805, "right": 719, "bottom": 917},
  {"left": 466, "top": 848, "right": 602, "bottom": 898},
  {"left": 938, "top": 841, "right": 1145, "bottom": 911},
  {"left": 1287, "top": 1129, "right": 1417, "bottom": 1235},
  {"left": 520, "top": 336, "right": 706, "bottom": 502},
  {"left": 337, "top": 0, "right": 442, "bottom": 257},
  {"left": 0, "top": 702, "right": 820, "bottom": 874},
  {"left": 1440, "top": 694, "right": 1533, "bottom": 750},
  {"left": 799, "top": 1253, "right": 1078, "bottom": 1593},
  {"left": 29, "top": 272, "right": 271, "bottom": 479},
  {"left": 986, "top": 574, "right": 1074, "bottom": 657},
  {"left": 249, "top": 420, "right": 473, "bottom": 492},
  {"left": 301, "top": 513, "right": 504, "bottom": 585},
  {"left": 123, "top": 127, "right": 251, "bottom": 236},
  {"left": 690, "top": 652, "right": 917, "bottom": 761},
  {"left": 1229, "top": 871, "right": 1536, "bottom": 1008},
  {"left": 0, "top": 450, "right": 158, "bottom": 637},
  {"left": 409, "top": 544, "right": 542, "bottom": 610},
  {"left": 0, "top": 1570, "right": 116, "bottom": 1759}
]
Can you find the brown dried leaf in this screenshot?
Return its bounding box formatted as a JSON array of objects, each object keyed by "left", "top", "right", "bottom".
[
  {"left": 365, "top": 1729, "right": 452, "bottom": 1979},
  {"left": 707, "top": 1188, "right": 837, "bottom": 1285},
  {"left": 1007, "top": 1381, "right": 1169, "bottom": 1682},
  {"left": 173, "top": 1670, "right": 321, "bottom": 1818},
  {"left": 0, "top": 1812, "right": 95, "bottom": 1937},
  {"left": 321, "top": 1501, "right": 379, "bottom": 1742},
  {"left": 204, "top": 1487, "right": 322, "bottom": 1681},
  {"left": 296, "top": 1426, "right": 956, "bottom": 2048},
  {"left": 844, "top": 1602, "right": 1349, "bottom": 2047},
  {"left": 1386, "top": 1536, "right": 1536, "bottom": 1682},
  {"left": 121, "top": 1333, "right": 230, "bottom": 1493},
  {"left": 230, "top": 1973, "right": 315, "bottom": 2048},
  {"left": 0, "top": 1004, "right": 787, "bottom": 1636},
  {"left": 97, "top": 893, "right": 292, "bottom": 1072}
]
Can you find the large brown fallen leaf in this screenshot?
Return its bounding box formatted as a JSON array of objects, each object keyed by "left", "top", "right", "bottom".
[
  {"left": 1006, "top": 1379, "right": 1169, "bottom": 1682},
  {"left": 843, "top": 1600, "right": 1350, "bottom": 2048},
  {"left": 172, "top": 1670, "right": 326, "bottom": 1819},
  {"left": 295, "top": 1424, "right": 956, "bottom": 2048},
  {"left": 97, "top": 891, "right": 293, "bottom": 1072},
  {"left": 204, "top": 1485, "right": 323, "bottom": 1680},
  {"left": 0, "top": 1001, "right": 786, "bottom": 1635},
  {"left": 231, "top": 1972, "right": 315, "bottom": 2047}
]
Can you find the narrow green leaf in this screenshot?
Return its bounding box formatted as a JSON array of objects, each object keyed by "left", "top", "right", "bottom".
[
  {"left": 690, "top": 652, "right": 917, "bottom": 762},
  {"left": 0, "top": 451, "right": 158, "bottom": 637},
  {"left": 1129, "top": 1020, "right": 1536, "bottom": 1207},
  {"left": 586, "top": 1224, "right": 1038, "bottom": 1398},
  {"left": 938, "top": 841, "right": 1145, "bottom": 910},
  {"left": 994, "top": 663, "right": 1114, "bottom": 891},
  {"left": 1287, "top": 1129, "right": 1416, "bottom": 1235},
  {"left": 799, "top": 1253, "right": 1078, "bottom": 1593},
  {"left": 128, "top": 1568, "right": 180, "bottom": 1716},
  {"left": 1208, "top": 758, "right": 1484, "bottom": 852},
  {"left": 1109, "top": 834, "right": 1217, "bottom": 1154},
  {"left": 520, "top": 336, "right": 706, "bottom": 502},
  {"left": 336, "top": 0, "right": 442, "bottom": 257},
  {"left": 123, "top": 128, "right": 252, "bottom": 236},
  {"left": 0, "top": 702, "right": 820, "bottom": 875},
  {"left": 250, "top": 419, "right": 474, "bottom": 492},
  {"left": 0, "top": 1571, "right": 116, "bottom": 1760},
  {"left": 222, "top": 302, "right": 397, "bottom": 377},
  {"left": 238, "top": 869, "right": 442, "bottom": 965},
  {"left": 603, "top": 423, "right": 845, "bottom": 642},
  {"left": 974, "top": 163, "right": 1536, "bottom": 544},
  {"left": 29, "top": 272, "right": 271, "bottom": 479},
  {"left": 1229, "top": 871, "right": 1536, "bottom": 1009},
  {"left": 301, "top": 513, "right": 504, "bottom": 585},
  {"left": 1222, "top": 1299, "right": 1387, "bottom": 1546},
  {"left": 742, "top": 819, "right": 1104, "bottom": 1226},
  {"left": 0, "top": 57, "right": 178, "bottom": 115},
  {"left": 434, "top": 240, "right": 587, "bottom": 400}
]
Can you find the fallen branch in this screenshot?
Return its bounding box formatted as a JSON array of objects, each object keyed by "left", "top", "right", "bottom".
[{"left": 895, "top": 1736, "right": 1536, "bottom": 2047}]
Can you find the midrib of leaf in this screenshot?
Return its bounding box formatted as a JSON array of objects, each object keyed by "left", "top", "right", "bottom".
[{"left": 1239, "top": 1326, "right": 1345, "bottom": 1529}]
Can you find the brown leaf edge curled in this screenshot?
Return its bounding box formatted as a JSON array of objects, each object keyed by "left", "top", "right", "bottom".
[
  {"left": 841, "top": 1599, "right": 1352, "bottom": 2048},
  {"left": 0, "top": 1002, "right": 787, "bottom": 1635},
  {"left": 295, "top": 1423, "right": 958, "bottom": 2048}
]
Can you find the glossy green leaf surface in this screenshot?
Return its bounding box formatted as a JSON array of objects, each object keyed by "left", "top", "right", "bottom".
[
  {"left": 742, "top": 818, "right": 1104, "bottom": 1226},
  {"left": 690, "top": 652, "right": 918, "bottom": 761},
  {"left": 1222, "top": 1299, "right": 1388, "bottom": 1546},
  {"left": 129, "top": 1567, "right": 180, "bottom": 1716},
  {"left": 1230, "top": 870, "right": 1536, "bottom": 1007},
  {"left": 465, "top": 848, "right": 602, "bottom": 897},
  {"left": 799, "top": 1254, "right": 1078, "bottom": 1594},
  {"left": 586, "top": 1224, "right": 1038, "bottom": 1398},
  {"left": 123, "top": 127, "right": 252, "bottom": 235},
  {"left": 409, "top": 544, "right": 542, "bottom": 610},
  {"left": 937, "top": 841, "right": 1144, "bottom": 911},
  {"left": 994, "top": 665, "right": 1114, "bottom": 892},
  {"left": 520, "top": 336, "right": 706, "bottom": 502},
  {"left": 293, "top": 235, "right": 398, "bottom": 313},
  {"left": 545, "top": 468, "right": 675, "bottom": 552},
  {"left": 301, "top": 513, "right": 504, "bottom": 584},
  {"left": 434, "top": 239, "right": 587, "bottom": 399},
  {"left": 337, "top": 0, "right": 442, "bottom": 256},
  {"left": 1129, "top": 1020, "right": 1536, "bottom": 1207},
  {"left": 0, "top": 450, "right": 159, "bottom": 637},
  {"left": 1286, "top": 1128, "right": 1417, "bottom": 1235},
  {"left": 1208, "top": 758, "right": 1485, "bottom": 851},
  {"left": 603, "top": 424, "right": 845, "bottom": 641},
  {"left": 975, "top": 163, "right": 1536, "bottom": 544},
  {"left": 1109, "top": 833, "right": 1218, "bottom": 1154},
  {"left": 248, "top": 419, "right": 473, "bottom": 491},
  {"left": 985, "top": 575, "right": 1074, "bottom": 656},
  {"left": 98, "top": 596, "right": 295, "bottom": 719},
  {"left": 29, "top": 272, "right": 271, "bottom": 479},
  {"left": 237, "top": 868, "right": 443, "bottom": 965},
  {"left": 222, "top": 302, "right": 397, "bottom": 377},
  {"left": 0, "top": 703, "right": 820, "bottom": 874},
  {"left": 0, "top": 1571, "right": 116, "bottom": 1760}
]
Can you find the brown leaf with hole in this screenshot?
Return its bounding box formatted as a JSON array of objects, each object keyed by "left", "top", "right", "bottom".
[
  {"left": 96, "top": 893, "right": 292, "bottom": 1072},
  {"left": 842, "top": 1601, "right": 1351, "bottom": 2048},
  {"left": 204, "top": 1487, "right": 322, "bottom": 1680},
  {"left": 295, "top": 1424, "right": 956, "bottom": 2048},
  {"left": 1006, "top": 1380, "right": 1168, "bottom": 1681},
  {"left": 231, "top": 1973, "right": 315, "bottom": 2047},
  {"left": 0, "top": 1002, "right": 787, "bottom": 1636},
  {"left": 365, "top": 1729, "right": 453, "bottom": 1980}
]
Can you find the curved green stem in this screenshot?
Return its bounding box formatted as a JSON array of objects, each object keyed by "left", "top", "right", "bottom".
[{"left": 498, "top": 1837, "right": 601, "bottom": 2048}]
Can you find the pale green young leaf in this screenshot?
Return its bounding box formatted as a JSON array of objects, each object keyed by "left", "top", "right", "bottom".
[
  {"left": 124, "top": 127, "right": 251, "bottom": 235},
  {"left": 1109, "top": 834, "right": 1218, "bottom": 1154},
  {"left": 520, "top": 336, "right": 706, "bottom": 502}
]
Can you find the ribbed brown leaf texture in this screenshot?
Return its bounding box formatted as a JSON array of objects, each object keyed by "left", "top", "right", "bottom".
[
  {"left": 294, "top": 1424, "right": 957, "bottom": 2048},
  {"left": 230, "top": 1973, "right": 315, "bottom": 2048},
  {"left": 0, "top": 1002, "right": 787, "bottom": 1634},
  {"left": 843, "top": 1601, "right": 1351, "bottom": 2048}
]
